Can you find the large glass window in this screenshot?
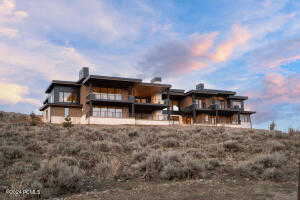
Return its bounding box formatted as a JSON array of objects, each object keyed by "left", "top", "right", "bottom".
[
  {"left": 48, "top": 90, "right": 54, "bottom": 103},
  {"left": 59, "top": 92, "right": 77, "bottom": 103},
  {"left": 116, "top": 109, "right": 122, "bottom": 118},
  {"left": 107, "top": 108, "right": 115, "bottom": 117},
  {"left": 195, "top": 99, "right": 202, "bottom": 109},
  {"left": 232, "top": 101, "right": 242, "bottom": 109},
  {"left": 92, "top": 106, "right": 126, "bottom": 118},
  {"left": 64, "top": 108, "right": 69, "bottom": 117},
  {"left": 100, "top": 107, "right": 107, "bottom": 117},
  {"left": 93, "top": 87, "right": 124, "bottom": 100}
]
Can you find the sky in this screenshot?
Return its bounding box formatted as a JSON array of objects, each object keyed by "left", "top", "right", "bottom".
[{"left": 0, "top": 0, "right": 299, "bottom": 131}]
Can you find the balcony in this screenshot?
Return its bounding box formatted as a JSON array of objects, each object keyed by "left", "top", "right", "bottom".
[
  {"left": 181, "top": 103, "right": 245, "bottom": 113},
  {"left": 87, "top": 93, "right": 135, "bottom": 103}
]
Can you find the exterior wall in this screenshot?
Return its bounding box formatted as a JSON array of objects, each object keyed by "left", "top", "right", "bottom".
[
  {"left": 88, "top": 117, "right": 135, "bottom": 125},
  {"left": 180, "top": 96, "right": 192, "bottom": 108},
  {"left": 51, "top": 116, "right": 81, "bottom": 124},
  {"left": 194, "top": 122, "right": 251, "bottom": 129},
  {"left": 151, "top": 93, "right": 163, "bottom": 104},
  {"left": 80, "top": 85, "right": 90, "bottom": 116},
  {"left": 42, "top": 107, "right": 51, "bottom": 122},
  {"left": 46, "top": 106, "right": 82, "bottom": 123},
  {"left": 51, "top": 107, "right": 64, "bottom": 116},
  {"left": 135, "top": 119, "right": 170, "bottom": 125}
]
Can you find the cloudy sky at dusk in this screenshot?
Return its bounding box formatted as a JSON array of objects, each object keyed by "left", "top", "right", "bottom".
[{"left": 0, "top": 0, "right": 299, "bottom": 130}]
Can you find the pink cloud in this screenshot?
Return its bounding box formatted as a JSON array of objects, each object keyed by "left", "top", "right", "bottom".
[
  {"left": 211, "top": 24, "right": 251, "bottom": 62},
  {"left": 247, "top": 73, "right": 300, "bottom": 123},
  {"left": 140, "top": 24, "right": 252, "bottom": 77}
]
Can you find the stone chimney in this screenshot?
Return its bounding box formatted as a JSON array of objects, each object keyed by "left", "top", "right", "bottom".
[
  {"left": 196, "top": 83, "right": 204, "bottom": 90},
  {"left": 151, "top": 77, "right": 162, "bottom": 83},
  {"left": 79, "top": 67, "right": 89, "bottom": 81}
]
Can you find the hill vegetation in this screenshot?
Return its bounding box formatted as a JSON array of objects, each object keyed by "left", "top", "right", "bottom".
[{"left": 0, "top": 111, "right": 299, "bottom": 199}]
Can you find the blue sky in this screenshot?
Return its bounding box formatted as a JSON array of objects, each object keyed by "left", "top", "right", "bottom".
[{"left": 0, "top": 0, "right": 299, "bottom": 131}]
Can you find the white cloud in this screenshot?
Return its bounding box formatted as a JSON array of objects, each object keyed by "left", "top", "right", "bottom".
[
  {"left": 0, "top": 26, "right": 18, "bottom": 38},
  {"left": 0, "top": 82, "right": 39, "bottom": 105}
]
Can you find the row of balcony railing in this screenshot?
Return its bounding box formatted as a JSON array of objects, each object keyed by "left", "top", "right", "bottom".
[
  {"left": 90, "top": 111, "right": 168, "bottom": 120},
  {"left": 87, "top": 93, "right": 166, "bottom": 104}
]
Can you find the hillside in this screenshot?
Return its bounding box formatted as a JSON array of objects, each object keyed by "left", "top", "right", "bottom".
[{"left": 0, "top": 111, "right": 299, "bottom": 200}]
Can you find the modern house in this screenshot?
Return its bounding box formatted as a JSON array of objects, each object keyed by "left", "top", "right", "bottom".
[{"left": 40, "top": 67, "right": 255, "bottom": 128}]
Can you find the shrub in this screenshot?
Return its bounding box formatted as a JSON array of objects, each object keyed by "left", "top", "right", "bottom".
[
  {"left": 33, "top": 158, "right": 85, "bottom": 195},
  {"left": 161, "top": 138, "right": 180, "bottom": 148},
  {"left": 30, "top": 112, "right": 40, "bottom": 126},
  {"left": 262, "top": 167, "right": 284, "bottom": 181},
  {"left": 131, "top": 150, "right": 148, "bottom": 164},
  {"left": 264, "top": 140, "right": 285, "bottom": 152},
  {"left": 272, "top": 131, "right": 289, "bottom": 139},
  {"left": 132, "top": 150, "right": 208, "bottom": 181},
  {"left": 128, "top": 130, "right": 139, "bottom": 137},
  {"left": 0, "top": 146, "right": 25, "bottom": 166},
  {"left": 236, "top": 152, "right": 286, "bottom": 179},
  {"left": 223, "top": 140, "right": 241, "bottom": 152},
  {"left": 62, "top": 116, "right": 72, "bottom": 128},
  {"left": 92, "top": 141, "right": 123, "bottom": 152},
  {"left": 95, "top": 156, "right": 122, "bottom": 180}
]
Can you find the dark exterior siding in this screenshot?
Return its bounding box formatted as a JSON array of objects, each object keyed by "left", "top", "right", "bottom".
[{"left": 52, "top": 86, "right": 80, "bottom": 103}]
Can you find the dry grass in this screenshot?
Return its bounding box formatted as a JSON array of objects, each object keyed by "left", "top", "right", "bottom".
[{"left": 0, "top": 111, "right": 299, "bottom": 199}]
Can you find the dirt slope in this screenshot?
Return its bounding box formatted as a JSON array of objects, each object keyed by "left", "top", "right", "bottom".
[{"left": 0, "top": 111, "right": 299, "bottom": 199}]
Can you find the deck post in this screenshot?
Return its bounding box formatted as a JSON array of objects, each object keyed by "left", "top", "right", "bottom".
[
  {"left": 249, "top": 114, "right": 253, "bottom": 129},
  {"left": 216, "top": 109, "right": 218, "bottom": 126},
  {"left": 167, "top": 88, "right": 170, "bottom": 122},
  {"left": 192, "top": 93, "right": 196, "bottom": 124}
]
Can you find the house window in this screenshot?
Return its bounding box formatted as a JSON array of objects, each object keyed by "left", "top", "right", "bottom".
[
  {"left": 92, "top": 106, "right": 126, "bottom": 118},
  {"left": 205, "top": 115, "right": 209, "bottom": 122},
  {"left": 48, "top": 90, "right": 54, "bottom": 103},
  {"left": 64, "top": 108, "right": 69, "bottom": 117},
  {"left": 195, "top": 99, "right": 202, "bottom": 109},
  {"left": 116, "top": 108, "right": 122, "bottom": 118},
  {"left": 59, "top": 92, "right": 77, "bottom": 103},
  {"left": 45, "top": 110, "right": 48, "bottom": 120},
  {"left": 232, "top": 101, "right": 242, "bottom": 109}
]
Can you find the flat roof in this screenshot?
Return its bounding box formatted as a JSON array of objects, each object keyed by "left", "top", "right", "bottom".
[
  {"left": 82, "top": 75, "right": 142, "bottom": 84},
  {"left": 139, "top": 82, "right": 172, "bottom": 88},
  {"left": 45, "top": 80, "right": 81, "bottom": 93},
  {"left": 228, "top": 95, "right": 248, "bottom": 100},
  {"left": 170, "top": 89, "right": 185, "bottom": 93},
  {"left": 185, "top": 89, "right": 236, "bottom": 96}
]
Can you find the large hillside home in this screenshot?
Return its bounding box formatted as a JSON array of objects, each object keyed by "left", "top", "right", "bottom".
[{"left": 40, "top": 67, "right": 255, "bottom": 128}]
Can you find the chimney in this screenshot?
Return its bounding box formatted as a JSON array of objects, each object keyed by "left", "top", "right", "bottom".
[
  {"left": 79, "top": 67, "right": 89, "bottom": 80},
  {"left": 196, "top": 83, "right": 204, "bottom": 90},
  {"left": 151, "top": 77, "right": 162, "bottom": 83}
]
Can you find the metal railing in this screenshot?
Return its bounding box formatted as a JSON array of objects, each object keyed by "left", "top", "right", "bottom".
[
  {"left": 134, "top": 98, "right": 165, "bottom": 104},
  {"left": 135, "top": 113, "right": 168, "bottom": 121},
  {"left": 87, "top": 93, "right": 135, "bottom": 102},
  {"left": 91, "top": 110, "right": 130, "bottom": 118}
]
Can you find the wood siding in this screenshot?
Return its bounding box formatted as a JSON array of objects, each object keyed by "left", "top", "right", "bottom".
[
  {"left": 80, "top": 85, "right": 89, "bottom": 116},
  {"left": 180, "top": 96, "right": 192, "bottom": 108},
  {"left": 51, "top": 107, "right": 82, "bottom": 117}
]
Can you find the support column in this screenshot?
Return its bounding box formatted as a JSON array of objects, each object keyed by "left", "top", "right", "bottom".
[
  {"left": 88, "top": 83, "right": 92, "bottom": 119},
  {"left": 216, "top": 109, "right": 218, "bottom": 126},
  {"left": 166, "top": 88, "right": 170, "bottom": 121},
  {"left": 238, "top": 111, "right": 241, "bottom": 125},
  {"left": 249, "top": 114, "right": 252, "bottom": 129},
  {"left": 192, "top": 94, "right": 196, "bottom": 124},
  {"left": 129, "top": 86, "right": 135, "bottom": 118}
]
